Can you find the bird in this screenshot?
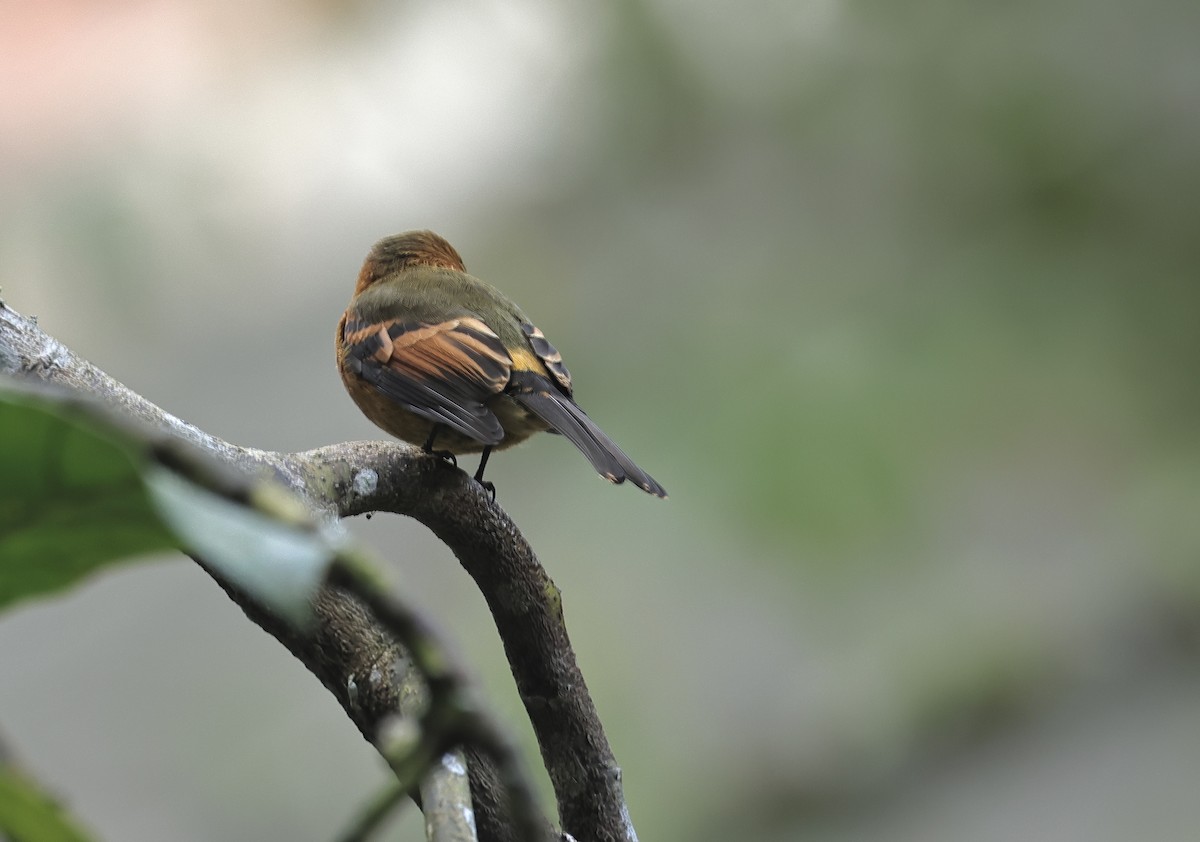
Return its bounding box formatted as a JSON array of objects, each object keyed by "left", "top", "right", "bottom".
[{"left": 335, "top": 230, "right": 666, "bottom": 498}]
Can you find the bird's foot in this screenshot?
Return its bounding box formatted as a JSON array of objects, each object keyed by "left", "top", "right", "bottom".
[
  {"left": 429, "top": 449, "right": 457, "bottom": 467},
  {"left": 422, "top": 425, "right": 452, "bottom": 465},
  {"left": 472, "top": 446, "right": 495, "bottom": 500}
]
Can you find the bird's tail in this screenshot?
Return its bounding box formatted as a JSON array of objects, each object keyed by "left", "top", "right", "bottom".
[{"left": 511, "top": 381, "right": 667, "bottom": 498}]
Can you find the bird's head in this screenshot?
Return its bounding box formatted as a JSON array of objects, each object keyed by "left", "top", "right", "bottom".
[{"left": 355, "top": 230, "right": 466, "bottom": 293}]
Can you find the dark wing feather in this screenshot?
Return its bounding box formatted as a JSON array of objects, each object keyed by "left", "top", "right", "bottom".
[
  {"left": 508, "top": 373, "right": 667, "bottom": 497},
  {"left": 521, "top": 323, "right": 572, "bottom": 395},
  {"left": 343, "top": 315, "right": 512, "bottom": 445}
]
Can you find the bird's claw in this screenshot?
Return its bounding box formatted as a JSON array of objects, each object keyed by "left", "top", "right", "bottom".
[{"left": 430, "top": 449, "right": 457, "bottom": 467}]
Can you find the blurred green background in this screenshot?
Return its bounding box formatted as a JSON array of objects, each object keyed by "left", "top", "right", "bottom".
[{"left": 3, "top": 0, "right": 1200, "bottom": 839}]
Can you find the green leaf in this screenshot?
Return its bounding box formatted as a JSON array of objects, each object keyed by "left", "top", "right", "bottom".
[
  {"left": 0, "top": 388, "right": 176, "bottom": 611},
  {"left": 0, "top": 765, "right": 98, "bottom": 842},
  {"left": 144, "top": 467, "right": 333, "bottom": 627},
  {"left": 0, "top": 385, "right": 333, "bottom": 626}
]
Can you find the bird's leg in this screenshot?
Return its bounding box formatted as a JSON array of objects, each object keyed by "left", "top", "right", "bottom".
[
  {"left": 474, "top": 446, "right": 496, "bottom": 500},
  {"left": 422, "top": 424, "right": 456, "bottom": 467}
]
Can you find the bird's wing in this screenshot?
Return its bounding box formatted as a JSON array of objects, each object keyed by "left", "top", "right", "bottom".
[
  {"left": 520, "top": 322, "right": 573, "bottom": 395},
  {"left": 342, "top": 314, "right": 512, "bottom": 445}
]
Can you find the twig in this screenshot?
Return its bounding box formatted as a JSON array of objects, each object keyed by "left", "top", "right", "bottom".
[
  {"left": 420, "top": 751, "right": 478, "bottom": 842},
  {"left": 334, "top": 779, "right": 409, "bottom": 842},
  {"left": 329, "top": 552, "right": 547, "bottom": 842}
]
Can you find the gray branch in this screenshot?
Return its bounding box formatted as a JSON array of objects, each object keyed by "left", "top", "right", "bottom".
[{"left": 0, "top": 299, "right": 636, "bottom": 842}]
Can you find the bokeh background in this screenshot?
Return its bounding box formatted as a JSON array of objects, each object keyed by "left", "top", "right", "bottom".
[{"left": 3, "top": 0, "right": 1200, "bottom": 840}]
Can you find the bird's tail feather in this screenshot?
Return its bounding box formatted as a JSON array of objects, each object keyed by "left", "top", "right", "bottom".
[{"left": 512, "top": 389, "right": 667, "bottom": 498}]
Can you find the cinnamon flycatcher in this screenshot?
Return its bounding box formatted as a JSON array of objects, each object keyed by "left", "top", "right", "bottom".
[{"left": 336, "top": 231, "right": 666, "bottom": 497}]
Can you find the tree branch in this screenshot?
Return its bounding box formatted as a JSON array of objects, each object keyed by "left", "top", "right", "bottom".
[{"left": 0, "top": 299, "right": 636, "bottom": 842}]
